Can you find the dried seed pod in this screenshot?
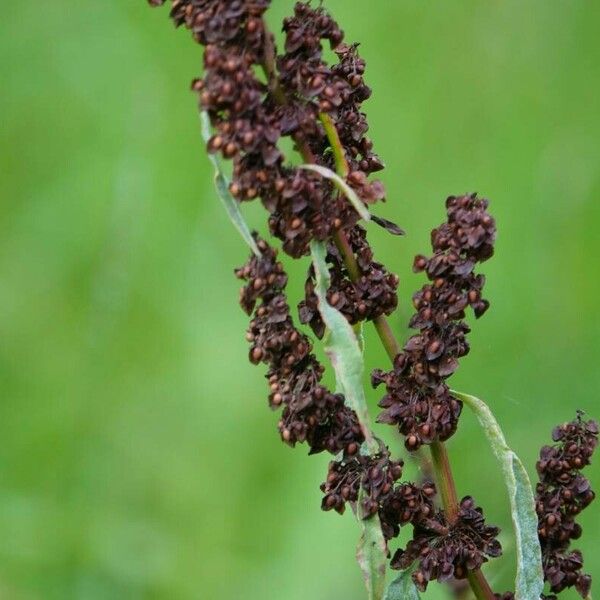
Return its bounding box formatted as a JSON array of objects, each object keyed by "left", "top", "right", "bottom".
[{"left": 320, "top": 449, "right": 403, "bottom": 517}]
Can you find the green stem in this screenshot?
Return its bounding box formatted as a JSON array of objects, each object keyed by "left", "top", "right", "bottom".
[
  {"left": 430, "top": 440, "right": 459, "bottom": 523},
  {"left": 467, "top": 571, "right": 497, "bottom": 600},
  {"left": 319, "top": 112, "right": 349, "bottom": 177}
]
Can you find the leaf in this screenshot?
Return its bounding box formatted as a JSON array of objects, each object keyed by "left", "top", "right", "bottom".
[
  {"left": 300, "top": 163, "right": 371, "bottom": 222},
  {"left": 199, "top": 111, "right": 261, "bottom": 257},
  {"left": 384, "top": 568, "right": 420, "bottom": 600},
  {"left": 310, "top": 240, "right": 376, "bottom": 453},
  {"left": 357, "top": 488, "right": 388, "bottom": 600},
  {"left": 371, "top": 214, "right": 405, "bottom": 236},
  {"left": 311, "top": 239, "right": 387, "bottom": 599},
  {"left": 453, "top": 389, "right": 544, "bottom": 600}
]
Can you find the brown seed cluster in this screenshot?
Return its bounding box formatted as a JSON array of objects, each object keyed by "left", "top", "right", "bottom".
[
  {"left": 236, "top": 237, "right": 366, "bottom": 456},
  {"left": 321, "top": 448, "right": 404, "bottom": 518},
  {"left": 151, "top": 0, "right": 388, "bottom": 258},
  {"left": 299, "top": 225, "right": 399, "bottom": 338},
  {"left": 372, "top": 194, "right": 496, "bottom": 450},
  {"left": 535, "top": 413, "right": 598, "bottom": 598},
  {"left": 159, "top": 0, "right": 271, "bottom": 55},
  {"left": 378, "top": 480, "right": 437, "bottom": 541},
  {"left": 236, "top": 239, "right": 415, "bottom": 522},
  {"left": 235, "top": 236, "right": 445, "bottom": 551},
  {"left": 392, "top": 496, "right": 502, "bottom": 591},
  {"left": 278, "top": 4, "right": 386, "bottom": 200}
]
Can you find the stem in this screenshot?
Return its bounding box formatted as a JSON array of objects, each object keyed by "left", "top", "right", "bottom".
[
  {"left": 260, "top": 22, "right": 496, "bottom": 600},
  {"left": 430, "top": 440, "right": 459, "bottom": 523},
  {"left": 372, "top": 315, "right": 400, "bottom": 361},
  {"left": 467, "top": 571, "right": 497, "bottom": 600},
  {"left": 319, "top": 112, "right": 349, "bottom": 177}
]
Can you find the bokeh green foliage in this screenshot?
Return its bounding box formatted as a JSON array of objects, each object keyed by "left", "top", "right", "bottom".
[{"left": 1, "top": 1, "right": 599, "bottom": 598}]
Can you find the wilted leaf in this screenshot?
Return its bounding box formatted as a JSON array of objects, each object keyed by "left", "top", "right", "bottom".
[
  {"left": 200, "top": 112, "right": 261, "bottom": 257},
  {"left": 371, "top": 214, "right": 405, "bottom": 236},
  {"left": 300, "top": 163, "right": 371, "bottom": 222},
  {"left": 384, "top": 568, "right": 420, "bottom": 600},
  {"left": 453, "top": 390, "right": 544, "bottom": 600}
]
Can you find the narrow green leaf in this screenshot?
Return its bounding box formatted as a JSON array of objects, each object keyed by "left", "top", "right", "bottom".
[
  {"left": 310, "top": 240, "right": 376, "bottom": 453},
  {"left": 300, "top": 163, "right": 371, "bottom": 222},
  {"left": 199, "top": 112, "right": 261, "bottom": 257},
  {"left": 384, "top": 568, "right": 420, "bottom": 600},
  {"left": 311, "top": 239, "right": 386, "bottom": 599},
  {"left": 357, "top": 488, "right": 388, "bottom": 600},
  {"left": 453, "top": 390, "right": 544, "bottom": 600}
]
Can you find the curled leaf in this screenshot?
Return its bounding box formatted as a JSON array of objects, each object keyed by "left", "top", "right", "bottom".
[
  {"left": 200, "top": 111, "right": 261, "bottom": 257},
  {"left": 453, "top": 389, "right": 544, "bottom": 600},
  {"left": 300, "top": 163, "right": 371, "bottom": 222}
]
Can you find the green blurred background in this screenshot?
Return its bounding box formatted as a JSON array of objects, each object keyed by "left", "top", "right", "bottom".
[{"left": 1, "top": 1, "right": 599, "bottom": 598}]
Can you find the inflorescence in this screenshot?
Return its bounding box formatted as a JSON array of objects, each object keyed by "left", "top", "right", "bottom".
[
  {"left": 149, "top": 1, "right": 596, "bottom": 598},
  {"left": 536, "top": 414, "right": 597, "bottom": 598},
  {"left": 156, "top": 0, "right": 388, "bottom": 259},
  {"left": 373, "top": 194, "right": 496, "bottom": 450}
]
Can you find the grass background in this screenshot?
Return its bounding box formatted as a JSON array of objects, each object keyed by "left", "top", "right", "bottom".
[{"left": 1, "top": 1, "right": 599, "bottom": 598}]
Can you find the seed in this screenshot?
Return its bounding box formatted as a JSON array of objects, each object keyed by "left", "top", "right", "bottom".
[
  {"left": 209, "top": 135, "right": 223, "bottom": 151},
  {"left": 346, "top": 442, "right": 358, "bottom": 455},
  {"left": 224, "top": 142, "right": 237, "bottom": 158}
]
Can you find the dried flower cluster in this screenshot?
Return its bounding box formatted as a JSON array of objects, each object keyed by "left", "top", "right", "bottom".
[
  {"left": 535, "top": 414, "right": 598, "bottom": 598},
  {"left": 234, "top": 236, "right": 500, "bottom": 586},
  {"left": 152, "top": 0, "right": 388, "bottom": 260},
  {"left": 299, "top": 225, "right": 399, "bottom": 338},
  {"left": 235, "top": 237, "right": 434, "bottom": 542},
  {"left": 373, "top": 194, "right": 496, "bottom": 450},
  {"left": 393, "top": 496, "right": 502, "bottom": 591},
  {"left": 321, "top": 447, "right": 403, "bottom": 517},
  {"left": 236, "top": 236, "right": 365, "bottom": 456}
]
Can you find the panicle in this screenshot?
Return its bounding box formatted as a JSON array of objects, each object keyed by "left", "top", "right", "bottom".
[
  {"left": 373, "top": 194, "right": 496, "bottom": 450},
  {"left": 236, "top": 238, "right": 412, "bottom": 528},
  {"left": 391, "top": 497, "right": 502, "bottom": 591},
  {"left": 535, "top": 413, "right": 598, "bottom": 598},
  {"left": 235, "top": 235, "right": 366, "bottom": 456},
  {"left": 152, "top": 1, "right": 390, "bottom": 258}
]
